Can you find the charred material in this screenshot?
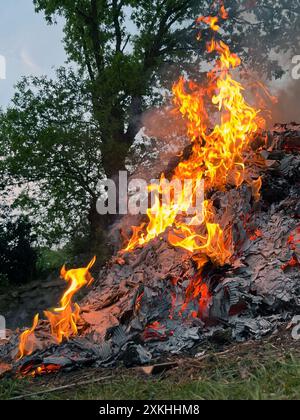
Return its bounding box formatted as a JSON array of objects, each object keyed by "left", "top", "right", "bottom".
[{"left": 1, "top": 125, "right": 300, "bottom": 377}]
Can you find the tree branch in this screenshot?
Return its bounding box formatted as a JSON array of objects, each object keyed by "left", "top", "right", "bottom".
[
  {"left": 144, "top": 0, "right": 191, "bottom": 68},
  {"left": 77, "top": 23, "right": 96, "bottom": 81},
  {"left": 122, "top": 34, "right": 131, "bottom": 52},
  {"left": 112, "top": 0, "right": 124, "bottom": 53},
  {"left": 89, "top": 0, "right": 103, "bottom": 73}
]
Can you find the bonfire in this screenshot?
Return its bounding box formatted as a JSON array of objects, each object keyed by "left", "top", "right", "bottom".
[{"left": 0, "top": 5, "right": 299, "bottom": 378}]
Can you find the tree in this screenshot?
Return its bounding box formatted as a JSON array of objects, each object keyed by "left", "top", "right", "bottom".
[
  {"left": 32, "top": 0, "right": 207, "bottom": 177},
  {"left": 0, "top": 68, "right": 103, "bottom": 245},
  {"left": 32, "top": 1, "right": 300, "bottom": 163},
  {"left": 1, "top": 0, "right": 299, "bottom": 247},
  {"left": 213, "top": 0, "right": 300, "bottom": 80}
]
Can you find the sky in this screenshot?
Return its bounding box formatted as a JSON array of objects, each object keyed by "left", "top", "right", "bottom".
[
  {"left": 0, "top": 1, "right": 297, "bottom": 122},
  {"left": 0, "top": 0, "right": 66, "bottom": 108}
]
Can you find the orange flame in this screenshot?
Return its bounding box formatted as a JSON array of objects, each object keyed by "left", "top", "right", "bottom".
[
  {"left": 197, "top": 16, "right": 220, "bottom": 31},
  {"left": 124, "top": 13, "right": 263, "bottom": 251},
  {"left": 220, "top": 5, "right": 229, "bottom": 20},
  {"left": 183, "top": 277, "right": 211, "bottom": 317},
  {"left": 44, "top": 256, "right": 96, "bottom": 344},
  {"left": 18, "top": 314, "right": 39, "bottom": 360},
  {"left": 252, "top": 177, "right": 262, "bottom": 202},
  {"left": 18, "top": 257, "right": 96, "bottom": 359},
  {"left": 124, "top": 9, "right": 265, "bottom": 316}
]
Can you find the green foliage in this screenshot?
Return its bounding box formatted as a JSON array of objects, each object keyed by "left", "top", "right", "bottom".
[
  {"left": 1, "top": 1, "right": 299, "bottom": 245},
  {"left": 0, "top": 217, "right": 37, "bottom": 285},
  {"left": 0, "top": 68, "right": 102, "bottom": 245},
  {"left": 0, "top": 273, "right": 9, "bottom": 288},
  {"left": 33, "top": 1, "right": 300, "bottom": 89},
  {"left": 36, "top": 247, "right": 70, "bottom": 276},
  {"left": 31, "top": 1, "right": 211, "bottom": 159}
]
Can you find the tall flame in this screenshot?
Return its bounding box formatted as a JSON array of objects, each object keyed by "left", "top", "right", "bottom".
[
  {"left": 18, "top": 257, "right": 96, "bottom": 359},
  {"left": 124, "top": 6, "right": 264, "bottom": 314},
  {"left": 44, "top": 256, "right": 96, "bottom": 343},
  {"left": 18, "top": 314, "right": 39, "bottom": 360}
]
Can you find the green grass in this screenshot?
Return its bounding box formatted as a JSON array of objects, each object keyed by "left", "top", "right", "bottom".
[
  {"left": 1, "top": 353, "right": 300, "bottom": 400},
  {"left": 0, "top": 378, "right": 30, "bottom": 400}
]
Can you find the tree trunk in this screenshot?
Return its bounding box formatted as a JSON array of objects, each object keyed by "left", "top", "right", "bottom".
[
  {"left": 88, "top": 92, "right": 144, "bottom": 253},
  {"left": 87, "top": 197, "right": 115, "bottom": 259}
]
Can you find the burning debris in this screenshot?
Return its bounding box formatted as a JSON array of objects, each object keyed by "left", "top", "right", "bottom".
[
  {"left": 0, "top": 7, "right": 299, "bottom": 377},
  {"left": 1, "top": 129, "right": 299, "bottom": 377}
]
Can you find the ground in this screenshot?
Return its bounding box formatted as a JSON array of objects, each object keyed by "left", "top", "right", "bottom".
[{"left": 1, "top": 327, "right": 300, "bottom": 400}]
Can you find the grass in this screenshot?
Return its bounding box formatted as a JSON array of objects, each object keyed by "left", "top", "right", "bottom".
[
  {"left": 1, "top": 345, "right": 300, "bottom": 400},
  {"left": 54, "top": 357, "right": 300, "bottom": 400}
]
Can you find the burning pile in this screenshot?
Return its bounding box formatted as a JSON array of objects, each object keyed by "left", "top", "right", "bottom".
[{"left": 0, "top": 6, "right": 299, "bottom": 377}]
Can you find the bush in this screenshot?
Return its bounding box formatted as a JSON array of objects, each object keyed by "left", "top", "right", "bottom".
[
  {"left": 0, "top": 217, "right": 37, "bottom": 285},
  {"left": 36, "top": 248, "right": 69, "bottom": 277}
]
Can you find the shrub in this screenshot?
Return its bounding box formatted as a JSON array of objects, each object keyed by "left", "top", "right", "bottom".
[{"left": 0, "top": 217, "right": 37, "bottom": 285}]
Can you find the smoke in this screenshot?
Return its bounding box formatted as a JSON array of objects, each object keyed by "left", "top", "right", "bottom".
[
  {"left": 126, "top": 106, "right": 189, "bottom": 182},
  {"left": 270, "top": 78, "right": 300, "bottom": 125},
  {"left": 141, "top": 106, "right": 187, "bottom": 144}
]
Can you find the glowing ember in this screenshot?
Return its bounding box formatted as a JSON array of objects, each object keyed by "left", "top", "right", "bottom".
[
  {"left": 19, "top": 363, "right": 62, "bottom": 378},
  {"left": 181, "top": 274, "right": 211, "bottom": 318},
  {"left": 135, "top": 292, "right": 144, "bottom": 313},
  {"left": 124, "top": 4, "right": 265, "bottom": 319},
  {"left": 287, "top": 227, "right": 300, "bottom": 250},
  {"left": 143, "top": 321, "right": 170, "bottom": 341},
  {"left": 281, "top": 255, "right": 300, "bottom": 271},
  {"left": 282, "top": 227, "right": 300, "bottom": 271},
  {"left": 249, "top": 229, "right": 263, "bottom": 241},
  {"left": 18, "top": 257, "right": 96, "bottom": 359}
]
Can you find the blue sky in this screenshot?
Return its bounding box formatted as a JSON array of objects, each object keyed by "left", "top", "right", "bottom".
[{"left": 0, "top": 0, "right": 66, "bottom": 108}]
